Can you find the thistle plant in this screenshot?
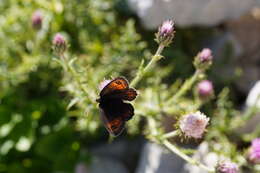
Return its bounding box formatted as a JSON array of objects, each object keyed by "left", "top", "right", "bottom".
[
  {"left": 197, "top": 80, "right": 214, "bottom": 100},
  {"left": 179, "top": 111, "right": 210, "bottom": 139},
  {"left": 216, "top": 161, "right": 239, "bottom": 173},
  {"left": 31, "top": 10, "right": 43, "bottom": 30},
  {"left": 51, "top": 16, "right": 260, "bottom": 173},
  {"left": 247, "top": 138, "right": 260, "bottom": 164},
  {"left": 0, "top": 0, "right": 259, "bottom": 171}
]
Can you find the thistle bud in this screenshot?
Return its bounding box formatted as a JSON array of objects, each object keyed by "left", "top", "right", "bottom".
[
  {"left": 52, "top": 33, "right": 67, "bottom": 55},
  {"left": 194, "top": 48, "right": 213, "bottom": 71},
  {"left": 179, "top": 111, "right": 209, "bottom": 139},
  {"left": 248, "top": 138, "right": 260, "bottom": 164},
  {"left": 197, "top": 80, "right": 214, "bottom": 100},
  {"left": 155, "top": 20, "right": 175, "bottom": 46},
  {"left": 31, "top": 10, "right": 43, "bottom": 30},
  {"left": 216, "top": 161, "right": 239, "bottom": 173}
]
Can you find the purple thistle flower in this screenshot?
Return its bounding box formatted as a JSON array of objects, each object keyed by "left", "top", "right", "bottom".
[
  {"left": 199, "top": 48, "right": 213, "bottom": 62},
  {"left": 99, "top": 80, "right": 111, "bottom": 91},
  {"left": 156, "top": 19, "right": 175, "bottom": 46},
  {"left": 159, "top": 20, "right": 174, "bottom": 36},
  {"left": 197, "top": 80, "right": 214, "bottom": 99},
  {"left": 31, "top": 10, "right": 43, "bottom": 30},
  {"left": 217, "top": 161, "right": 239, "bottom": 173},
  {"left": 194, "top": 48, "right": 213, "bottom": 71},
  {"left": 248, "top": 138, "right": 260, "bottom": 164},
  {"left": 52, "top": 33, "right": 67, "bottom": 54},
  {"left": 179, "top": 111, "right": 209, "bottom": 139}
]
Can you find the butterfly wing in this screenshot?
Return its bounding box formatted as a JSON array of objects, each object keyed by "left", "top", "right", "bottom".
[
  {"left": 100, "top": 77, "right": 129, "bottom": 97},
  {"left": 99, "top": 99, "right": 134, "bottom": 136},
  {"left": 119, "top": 88, "right": 137, "bottom": 101},
  {"left": 103, "top": 88, "right": 138, "bottom": 101},
  {"left": 100, "top": 109, "right": 125, "bottom": 136}
]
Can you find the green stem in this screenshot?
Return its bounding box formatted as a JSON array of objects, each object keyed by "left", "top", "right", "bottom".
[
  {"left": 167, "top": 69, "right": 201, "bottom": 105},
  {"left": 130, "top": 44, "right": 165, "bottom": 88},
  {"left": 193, "top": 98, "right": 203, "bottom": 111},
  {"left": 61, "top": 54, "right": 94, "bottom": 103},
  {"left": 147, "top": 117, "right": 159, "bottom": 137},
  {"left": 163, "top": 139, "right": 215, "bottom": 173},
  {"left": 162, "top": 130, "right": 179, "bottom": 139}
]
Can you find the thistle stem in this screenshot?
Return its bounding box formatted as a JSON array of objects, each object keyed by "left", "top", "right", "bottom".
[
  {"left": 167, "top": 69, "right": 201, "bottom": 105},
  {"left": 163, "top": 139, "right": 215, "bottom": 173},
  {"left": 130, "top": 44, "right": 165, "bottom": 88},
  {"left": 61, "top": 54, "right": 94, "bottom": 103},
  {"left": 162, "top": 130, "right": 179, "bottom": 139},
  {"left": 147, "top": 117, "right": 159, "bottom": 137}
]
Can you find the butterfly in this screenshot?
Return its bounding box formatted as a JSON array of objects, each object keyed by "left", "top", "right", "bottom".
[{"left": 96, "top": 77, "right": 138, "bottom": 136}]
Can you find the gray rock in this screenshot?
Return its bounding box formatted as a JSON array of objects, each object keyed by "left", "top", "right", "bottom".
[
  {"left": 207, "top": 14, "right": 260, "bottom": 94},
  {"left": 236, "top": 67, "right": 260, "bottom": 93},
  {"left": 246, "top": 81, "right": 260, "bottom": 108},
  {"left": 184, "top": 142, "right": 218, "bottom": 173},
  {"left": 128, "top": 0, "right": 258, "bottom": 28},
  {"left": 227, "top": 16, "right": 260, "bottom": 93},
  {"left": 90, "top": 138, "right": 144, "bottom": 165},
  {"left": 74, "top": 157, "right": 128, "bottom": 173},
  {"left": 89, "top": 157, "right": 128, "bottom": 173},
  {"left": 136, "top": 142, "right": 187, "bottom": 173}
]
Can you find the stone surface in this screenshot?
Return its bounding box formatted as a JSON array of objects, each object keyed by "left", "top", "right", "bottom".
[
  {"left": 90, "top": 138, "right": 144, "bottom": 173},
  {"left": 75, "top": 139, "right": 142, "bottom": 173},
  {"left": 74, "top": 157, "right": 129, "bottom": 173},
  {"left": 208, "top": 14, "right": 260, "bottom": 94},
  {"left": 135, "top": 142, "right": 187, "bottom": 173},
  {"left": 246, "top": 81, "right": 260, "bottom": 108},
  {"left": 184, "top": 142, "right": 218, "bottom": 173},
  {"left": 227, "top": 15, "right": 260, "bottom": 93},
  {"left": 128, "top": 0, "right": 258, "bottom": 28},
  {"left": 89, "top": 157, "right": 128, "bottom": 173}
]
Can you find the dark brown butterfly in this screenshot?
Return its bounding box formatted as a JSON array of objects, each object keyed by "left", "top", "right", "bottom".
[{"left": 96, "top": 77, "right": 138, "bottom": 136}]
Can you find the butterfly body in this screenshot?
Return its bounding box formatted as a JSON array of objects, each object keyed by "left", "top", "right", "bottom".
[{"left": 97, "top": 77, "right": 137, "bottom": 136}]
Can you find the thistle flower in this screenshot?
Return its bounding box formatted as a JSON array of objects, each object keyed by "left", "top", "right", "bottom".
[
  {"left": 52, "top": 33, "right": 67, "bottom": 55},
  {"left": 99, "top": 80, "right": 111, "bottom": 91},
  {"left": 199, "top": 48, "right": 213, "bottom": 62},
  {"left": 179, "top": 111, "right": 209, "bottom": 139},
  {"left": 194, "top": 48, "right": 213, "bottom": 71},
  {"left": 31, "top": 10, "right": 42, "bottom": 30},
  {"left": 155, "top": 19, "right": 175, "bottom": 46},
  {"left": 197, "top": 80, "right": 214, "bottom": 99},
  {"left": 248, "top": 138, "right": 260, "bottom": 164},
  {"left": 216, "top": 161, "right": 239, "bottom": 173}
]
